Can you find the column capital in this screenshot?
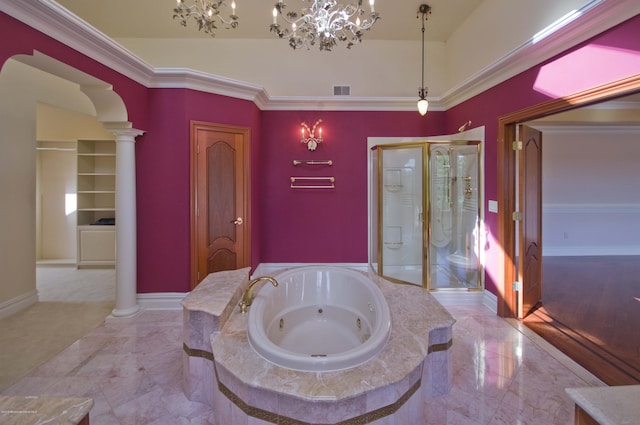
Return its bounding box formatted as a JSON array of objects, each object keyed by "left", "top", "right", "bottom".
[{"left": 109, "top": 127, "right": 145, "bottom": 141}]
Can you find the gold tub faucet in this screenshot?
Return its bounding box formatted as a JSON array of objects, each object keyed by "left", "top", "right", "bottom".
[{"left": 239, "top": 276, "right": 279, "bottom": 313}]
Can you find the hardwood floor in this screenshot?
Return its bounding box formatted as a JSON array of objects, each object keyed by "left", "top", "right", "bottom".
[{"left": 523, "top": 256, "right": 640, "bottom": 386}]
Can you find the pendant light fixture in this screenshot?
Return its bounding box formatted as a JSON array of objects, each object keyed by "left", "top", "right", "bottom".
[{"left": 417, "top": 4, "right": 431, "bottom": 116}]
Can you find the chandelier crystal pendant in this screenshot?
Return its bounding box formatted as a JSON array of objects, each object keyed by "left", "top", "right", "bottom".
[
  {"left": 417, "top": 4, "right": 431, "bottom": 116},
  {"left": 270, "top": 0, "right": 380, "bottom": 51},
  {"left": 173, "top": 0, "right": 239, "bottom": 37}
]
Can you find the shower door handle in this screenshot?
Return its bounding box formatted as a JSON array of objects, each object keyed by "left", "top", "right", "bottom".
[{"left": 232, "top": 217, "right": 243, "bottom": 225}]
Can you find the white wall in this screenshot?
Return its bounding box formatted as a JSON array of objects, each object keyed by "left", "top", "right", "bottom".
[
  {"left": 445, "top": 0, "right": 592, "bottom": 90},
  {"left": 0, "top": 58, "right": 100, "bottom": 309},
  {"left": 36, "top": 143, "right": 77, "bottom": 261},
  {"left": 540, "top": 126, "right": 640, "bottom": 255},
  {"left": 119, "top": 37, "right": 447, "bottom": 98},
  {"left": 35, "top": 104, "right": 113, "bottom": 262}
]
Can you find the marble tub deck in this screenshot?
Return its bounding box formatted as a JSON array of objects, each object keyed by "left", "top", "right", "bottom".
[
  {"left": 182, "top": 267, "right": 456, "bottom": 424},
  {"left": 0, "top": 396, "right": 93, "bottom": 424}
]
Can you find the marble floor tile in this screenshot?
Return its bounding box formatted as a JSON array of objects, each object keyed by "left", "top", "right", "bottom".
[{"left": 1, "top": 300, "right": 600, "bottom": 424}]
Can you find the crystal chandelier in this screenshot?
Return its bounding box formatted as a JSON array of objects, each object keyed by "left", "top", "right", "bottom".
[
  {"left": 173, "top": 0, "right": 239, "bottom": 37},
  {"left": 417, "top": 4, "right": 431, "bottom": 116},
  {"left": 270, "top": 0, "right": 380, "bottom": 51}
]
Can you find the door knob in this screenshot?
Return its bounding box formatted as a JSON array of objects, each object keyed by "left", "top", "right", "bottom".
[{"left": 232, "top": 217, "right": 243, "bottom": 225}]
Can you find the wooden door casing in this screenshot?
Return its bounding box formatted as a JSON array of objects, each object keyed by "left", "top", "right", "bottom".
[
  {"left": 497, "top": 74, "right": 640, "bottom": 318},
  {"left": 191, "top": 122, "right": 250, "bottom": 288}
]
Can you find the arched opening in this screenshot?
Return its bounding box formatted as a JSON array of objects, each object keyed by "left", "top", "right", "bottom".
[{"left": 0, "top": 50, "right": 142, "bottom": 319}]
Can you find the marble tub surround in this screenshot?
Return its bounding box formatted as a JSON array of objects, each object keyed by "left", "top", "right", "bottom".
[
  {"left": 182, "top": 267, "right": 251, "bottom": 346},
  {"left": 182, "top": 267, "right": 250, "bottom": 402},
  {"left": 0, "top": 396, "right": 93, "bottom": 424},
  {"left": 566, "top": 385, "right": 640, "bottom": 425},
  {"left": 204, "top": 269, "right": 455, "bottom": 424}
]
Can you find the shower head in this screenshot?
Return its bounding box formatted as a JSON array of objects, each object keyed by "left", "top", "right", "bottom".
[{"left": 457, "top": 120, "right": 472, "bottom": 133}]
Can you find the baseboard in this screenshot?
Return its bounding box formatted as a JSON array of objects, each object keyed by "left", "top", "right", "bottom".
[
  {"left": 431, "top": 291, "right": 483, "bottom": 306},
  {"left": 137, "top": 292, "right": 187, "bottom": 310},
  {"left": 0, "top": 290, "right": 38, "bottom": 320},
  {"left": 482, "top": 290, "right": 498, "bottom": 313}
]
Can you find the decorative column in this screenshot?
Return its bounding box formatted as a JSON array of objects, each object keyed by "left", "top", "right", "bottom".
[{"left": 111, "top": 128, "right": 145, "bottom": 317}]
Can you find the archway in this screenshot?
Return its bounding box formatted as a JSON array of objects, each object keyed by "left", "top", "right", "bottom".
[{"left": 0, "top": 50, "right": 143, "bottom": 317}]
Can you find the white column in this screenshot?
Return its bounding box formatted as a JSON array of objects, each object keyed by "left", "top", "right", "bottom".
[{"left": 111, "top": 128, "right": 145, "bottom": 317}]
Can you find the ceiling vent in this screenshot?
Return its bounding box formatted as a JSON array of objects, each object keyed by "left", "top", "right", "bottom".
[{"left": 333, "top": 85, "right": 351, "bottom": 96}]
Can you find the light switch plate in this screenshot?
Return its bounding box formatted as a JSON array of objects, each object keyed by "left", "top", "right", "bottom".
[{"left": 488, "top": 200, "right": 498, "bottom": 213}]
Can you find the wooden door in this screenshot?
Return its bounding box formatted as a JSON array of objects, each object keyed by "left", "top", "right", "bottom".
[
  {"left": 191, "top": 122, "right": 250, "bottom": 288},
  {"left": 517, "top": 125, "right": 543, "bottom": 318}
]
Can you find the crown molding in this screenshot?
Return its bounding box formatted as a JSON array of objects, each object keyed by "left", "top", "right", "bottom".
[
  {"left": 260, "top": 96, "right": 444, "bottom": 112},
  {"left": 2, "top": 0, "right": 639, "bottom": 111},
  {"left": 152, "top": 68, "right": 265, "bottom": 102}
]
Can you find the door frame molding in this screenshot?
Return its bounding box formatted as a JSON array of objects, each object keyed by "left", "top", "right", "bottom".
[
  {"left": 190, "top": 121, "right": 251, "bottom": 288},
  {"left": 497, "top": 74, "right": 640, "bottom": 317}
]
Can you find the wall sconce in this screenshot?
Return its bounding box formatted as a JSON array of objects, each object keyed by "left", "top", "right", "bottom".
[{"left": 300, "top": 119, "right": 323, "bottom": 151}]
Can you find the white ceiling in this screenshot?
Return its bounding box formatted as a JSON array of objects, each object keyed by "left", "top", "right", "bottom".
[{"left": 54, "top": 0, "right": 483, "bottom": 42}]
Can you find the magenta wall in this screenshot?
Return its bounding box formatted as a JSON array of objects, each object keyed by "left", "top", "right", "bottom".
[
  {"left": 259, "top": 111, "right": 444, "bottom": 263},
  {"left": 136, "top": 89, "right": 262, "bottom": 292},
  {"left": 2, "top": 11, "right": 639, "bottom": 296}
]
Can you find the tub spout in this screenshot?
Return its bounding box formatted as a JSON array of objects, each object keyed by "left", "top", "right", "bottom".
[{"left": 239, "top": 276, "right": 279, "bottom": 313}]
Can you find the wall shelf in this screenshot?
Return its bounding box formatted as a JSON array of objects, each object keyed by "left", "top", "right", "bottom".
[
  {"left": 76, "top": 139, "right": 116, "bottom": 268},
  {"left": 290, "top": 176, "right": 335, "bottom": 189},
  {"left": 292, "top": 159, "right": 333, "bottom": 166}
]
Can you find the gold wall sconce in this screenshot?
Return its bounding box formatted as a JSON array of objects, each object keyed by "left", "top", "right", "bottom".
[{"left": 300, "top": 119, "right": 323, "bottom": 151}]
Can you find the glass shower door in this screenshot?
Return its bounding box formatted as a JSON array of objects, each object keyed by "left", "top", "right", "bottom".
[
  {"left": 379, "top": 145, "right": 424, "bottom": 286},
  {"left": 429, "top": 144, "right": 480, "bottom": 289}
]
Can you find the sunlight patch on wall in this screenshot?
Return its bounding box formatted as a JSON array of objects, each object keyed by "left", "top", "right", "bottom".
[
  {"left": 65, "top": 193, "right": 77, "bottom": 216},
  {"left": 533, "top": 45, "right": 640, "bottom": 98}
]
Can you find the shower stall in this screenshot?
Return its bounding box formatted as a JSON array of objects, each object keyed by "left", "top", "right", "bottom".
[{"left": 370, "top": 140, "right": 482, "bottom": 290}]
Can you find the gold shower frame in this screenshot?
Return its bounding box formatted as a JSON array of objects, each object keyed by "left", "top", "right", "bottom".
[{"left": 371, "top": 140, "right": 483, "bottom": 291}]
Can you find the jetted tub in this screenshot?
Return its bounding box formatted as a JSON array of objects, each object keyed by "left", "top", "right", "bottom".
[{"left": 247, "top": 266, "right": 391, "bottom": 372}]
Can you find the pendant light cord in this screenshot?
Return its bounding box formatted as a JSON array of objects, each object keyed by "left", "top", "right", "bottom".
[
  {"left": 418, "top": 4, "right": 430, "bottom": 99},
  {"left": 421, "top": 15, "right": 425, "bottom": 96}
]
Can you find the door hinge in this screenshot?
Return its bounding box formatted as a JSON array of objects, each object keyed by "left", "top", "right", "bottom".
[
  {"left": 512, "top": 211, "right": 522, "bottom": 221},
  {"left": 512, "top": 140, "right": 522, "bottom": 151},
  {"left": 512, "top": 281, "right": 521, "bottom": 291},
  {"left": 197, "top": 271, "right": 200, "bottom": 280}
]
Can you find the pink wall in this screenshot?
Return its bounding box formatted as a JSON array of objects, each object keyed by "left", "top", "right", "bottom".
[
  {"left": 136, "top": 89, "right": 262, "bottom": 292},
  {"left": 259, "top": 110, "right": 444, "bottom": 263},
  {"left": 2, "top": 11, "right": 639, "bottom": 295}
]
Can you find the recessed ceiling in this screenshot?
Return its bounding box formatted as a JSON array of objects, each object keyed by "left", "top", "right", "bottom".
[{"left": 54, "top": 0, "right": 482, "bottom": 41}]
